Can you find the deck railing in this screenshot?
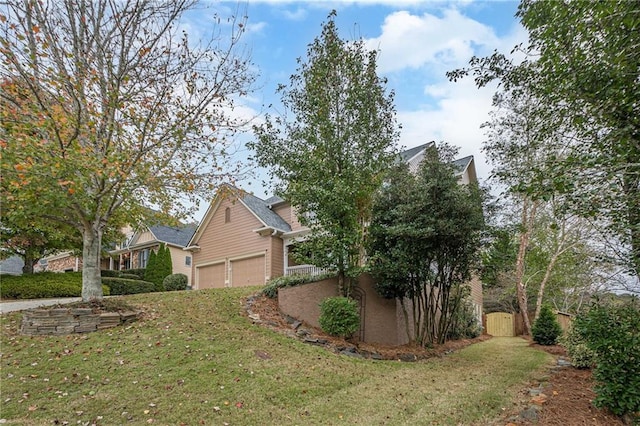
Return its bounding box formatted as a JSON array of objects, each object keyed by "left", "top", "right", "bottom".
[{"left": 285, "top": 264, "right": 328, "bottom": 277}]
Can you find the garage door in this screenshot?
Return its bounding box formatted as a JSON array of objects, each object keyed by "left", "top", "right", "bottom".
[
  {"left": 230, "top": 255, "right": 265, "bottom": 287},
  {"left": 197, "top": 263, "right": 226, "bottom": 289}
]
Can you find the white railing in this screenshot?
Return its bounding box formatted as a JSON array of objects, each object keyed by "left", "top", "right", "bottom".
[{"left": 285, "top": 264, "right": 328, "bottom": 277}]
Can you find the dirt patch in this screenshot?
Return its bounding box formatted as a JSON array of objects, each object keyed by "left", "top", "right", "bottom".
[{"left": 502, "top": 341, "right": 625, "bottom": 426}]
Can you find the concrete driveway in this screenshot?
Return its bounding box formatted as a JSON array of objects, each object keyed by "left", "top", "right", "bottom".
[{"left": 0, "top": 297, "right": 81, "bottom": 314}]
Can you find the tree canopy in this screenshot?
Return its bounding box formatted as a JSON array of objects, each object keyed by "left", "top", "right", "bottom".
[
  {"left": 368, "top": 144, "right": 485, "bottom": 345},
  {"left": 1, "top": 0, "right": 254, "bottom": 300},
  {"left": 250, "top": 11, "right": 399, "bottom": 295}
]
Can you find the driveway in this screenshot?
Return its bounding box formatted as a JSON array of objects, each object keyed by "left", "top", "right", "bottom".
[{"left": 0, "top": 297, "right": 81, "bottom": 314}]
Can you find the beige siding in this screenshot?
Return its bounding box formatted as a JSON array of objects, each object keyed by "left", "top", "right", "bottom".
[
  {"left": 169, "top": 246, "right": 192, "bottom": 285},
  {"left": 192, "top": 196, "right": 277, "bottom": 289},
  {"left": 270, "top": 237, "right": 284, "bottom": 279},
  {"left": 273, "top": 203, "right": 306, "bottom": 232},
  {"left": 136, "top": 229, "right": 155, "bottom": 244}
]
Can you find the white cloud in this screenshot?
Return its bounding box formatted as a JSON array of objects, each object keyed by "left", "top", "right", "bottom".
[
  {"left": 364, "top": 9, "right": 499, "bottom": 73},
  {"left": 282, "top": 7, "right": 308, "bottom": 21}
]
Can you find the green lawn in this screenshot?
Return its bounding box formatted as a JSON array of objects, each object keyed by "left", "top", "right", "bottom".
[{"left": 0, "top": 288, "right": 552, "bottom": 425}]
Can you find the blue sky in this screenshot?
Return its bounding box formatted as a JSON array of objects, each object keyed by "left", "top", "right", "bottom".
[{"left": 184, "top": 1, "right": 527, "bottom": 217}]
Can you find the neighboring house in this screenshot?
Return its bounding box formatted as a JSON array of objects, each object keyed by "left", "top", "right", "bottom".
[
  {"left": 107, "top": 223, "right": 197, "bottom": 285},
  {"left": 186, "top": 142, "right": 479, "bottom": 288},
  {"left": 0, "top": 255, "right": 25, "bottom": 275},
  {"left": 39, "top": 222, "right": 197, "bottom": 285}
]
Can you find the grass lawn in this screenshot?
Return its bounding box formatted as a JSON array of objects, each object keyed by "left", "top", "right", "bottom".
[{"left": 0, "top": 288, "right": 553, "bottom": 425}]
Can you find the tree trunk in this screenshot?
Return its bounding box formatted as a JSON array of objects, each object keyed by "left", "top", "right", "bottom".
[
  {"left": 534, "top": 250, "right": 560, "bottom": 321},
  {"left": 515, "top": 198, "right": 538, "bottom": 336},
  {"left": 81, "top": 224, "right": 104, "bottom": 301},
  {"left": 22, "top": 253, "right": 35, "bottom": 274}
]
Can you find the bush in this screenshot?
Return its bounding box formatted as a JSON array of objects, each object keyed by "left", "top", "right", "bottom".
[
  {"left": 100, "top": 269, "right": 121, "bottom": 278},
  {"left": 119, "top": 273, "right": 141, "bottom": 280},
  {"left": 318, "top": 296, "right": 360, "bottom": 338},
  {"left": 163, "top": 273, "right": 188, "bottom": 291},
  {"left": 262, "top": 272, "right": 337, "bottom": 299},
  {"left": 559, "top": 325, "right": 596, "bottom": 369},
  {"left": 145, "top": 244, "right": 172, "bottom": 291},
  {"left": 573, "top": 300, "right": 640, "bottom": 417},
  {"left": 0, "top": 272, "right": 110, "bottom": 299},
  {"left": 124, "top": 268, "right": 146, "bottom": 280},
  {"left": 447, "top": 298, "right": 482, "bottom": 340},
  {"left": 102, "top": 277, "right": 156, "bottom": 295},
  {"left": 532, "top": 304, "right": 563, "bottom": 345}
]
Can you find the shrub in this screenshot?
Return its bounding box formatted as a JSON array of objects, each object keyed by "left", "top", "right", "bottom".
[
  {"left": 447, "top": 298, "right": 482, "bottom": 340},
  {"left": 559, "top": 325, "right": 596, "bottom": 369},
  {"left": 262, "top": 272, "right": 337, "bottom": 299},
  {"left": 100, "top": 269, "right": 121, "bottom": 278},
  {"left": 318, "top": 296, "right": 360, "bottom": 338},
  {"left": 119, "top": 273, "right": 141, "bottom": 280},
  {"left": 532, "top": 304, "right": 563, "bottom": 345},
  {"left": 163, "top": 273, "right": 188, "bottom": 291},
  {"left": 145, "top": 244, "right": 172, "bottom": 291},
  {"left": 124, "top": 268, "right": 146, "bottom": 280},
  {"left": 0, "top": 272, "right": 110, "bottom": 299},
  {"left": 102, "top": 277, "right": 156, "bottom": 295},
  {"left": 573, "top": 300, "right": 640, "bottom": 417}
]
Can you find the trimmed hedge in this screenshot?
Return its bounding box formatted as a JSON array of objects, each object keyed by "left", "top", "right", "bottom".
[
  {"left": 124, "top": 268, "right": 146, "bottom": 280},
  {"left": 262, "top": 272, "right": 337, "bottom": 299},
  {"left": 0, "top": 272, "right": 110, "bottom": 299},
  {"left": 318, "top": 296, "right": 360, "bottom": 338},
  {"left": 163, "top": 273, "right": 188, "bottom": 291},
  {"left": 101, "top": 277, "right": 156, "bottom": 295}
]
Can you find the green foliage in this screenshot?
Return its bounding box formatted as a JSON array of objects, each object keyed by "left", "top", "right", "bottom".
[
  {"left": 250, "top": 11, "right": 399, "bottom": 296},
  {"left": 124, "top": 268, "right": 146, "bottom": 280},
  {"left": 318, "top": 296, "right": 360, "bottom": 338},
  {"left": 101, "top": 277, "right": 156, "bottom": 296},
  {"left": 447, "top": 298, "right": 482, "bottom": 340},
  {"left": 481, "top": 227, "right": 517, "bottom": 288},
  {"left": 573, "top": 300, "right": 640, "bottom": 416},
  {"left": 1, "top": 1, "right": 255, "bottom": 300},
  {"left": 531, "top": 304, "right": 562, "bottom": 345},
  {"left": 368, "top": 145, "right": 485, "bottom": 345},
  {"left": 162, "top": 273, "right": 188, "bottom": 291},
  {"left": 100, "top": 269, "right": 121, "bottom": 278},
  {"left": 559, "top": 326, "right": 596, "bottom": 369},
  {"left": 0, "top": 272, "right": 110, "bottom": 299},
  {"left": 262, "top": 272, "right": 337, "bottom": 299},
  {"left": 144, "top": 244, "right": 173, "bottom": 291}
]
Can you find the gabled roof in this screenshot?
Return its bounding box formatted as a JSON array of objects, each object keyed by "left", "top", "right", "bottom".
[
  {"left": 187, "top": 184, "right": 291, "bottom": 247},
  {"left": 0, "top": 255, "right": 24, "bottom": 275},
  {"left": 398, "top": 141, "right": 435, "bottom": 163},
  {"left": 149, "top": 224, "right": 197, "bottom": 247},
  {"left": 452, "top": 155, "right": 474, "bottom": 176}
]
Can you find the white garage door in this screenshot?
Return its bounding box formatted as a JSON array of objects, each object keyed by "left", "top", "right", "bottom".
[
  {"left": 230, "top": 255, "right": 265, "bottom": 287},
  {"left": 197, "top": 263, "right": 226, "bottom": 289}
]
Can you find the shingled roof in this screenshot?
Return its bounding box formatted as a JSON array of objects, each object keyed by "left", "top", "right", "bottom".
[
  {"left": 149, "top": 224, "right": 197, "bottom": 247},
  {"left": 241, "top": 192, "right": 292, "bottom": 232}
]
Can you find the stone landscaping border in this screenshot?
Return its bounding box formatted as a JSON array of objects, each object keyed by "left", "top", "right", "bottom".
[{"left": 21, "top": 308, "right": 140, "bottom": 335}]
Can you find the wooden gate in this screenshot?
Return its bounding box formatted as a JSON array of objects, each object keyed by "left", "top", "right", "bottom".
[{"left": 486, "top": 312, "right": 515, "bottom": 337}]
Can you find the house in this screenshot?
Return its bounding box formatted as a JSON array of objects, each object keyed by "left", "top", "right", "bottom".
[
  {"left": 186, "top": 142, "right": 479, "bottom": 288},
  {"left": 186, "top": 142, "right": 483, "bottom": 345},
  {"left": 108, "top": 223, "right": 197, "bottom": 285},
  {"left": 40, "top": 222, "right": 197, "bottom": 284},
  {"left": 0, "top": 255, "right": 25, "bottom": 275}
]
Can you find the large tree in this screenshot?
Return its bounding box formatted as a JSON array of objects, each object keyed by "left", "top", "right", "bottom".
[
  {"left": 368, "top": 145, "right": 485, "bottom": 345},
  {"left": 0, "top": 1, "right": 254, "bottom": 300},
  {"left": 250, "top": 11, "right": 399, "bottom": 296},
  {"left": 449, "top": 0, "right": 640, "bottom": 283}
]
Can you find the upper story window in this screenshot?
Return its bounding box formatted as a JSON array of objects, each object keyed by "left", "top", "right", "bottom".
[
  {"left": 225, "top": 207, "right": 231, "bottom": 223},
  {"left": 185, "top": 256, "right": 192, "bottom": 266}
]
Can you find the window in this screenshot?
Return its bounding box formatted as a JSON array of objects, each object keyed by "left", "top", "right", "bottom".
[
  {"left": 139, "top": 248, "right": 150, "bottom": 268},
  {"left": 225, "top": 207, "right": 231, "bottom": 223},
  {"left": 185, "top": 256, "right": 191, "bottom": 266}
]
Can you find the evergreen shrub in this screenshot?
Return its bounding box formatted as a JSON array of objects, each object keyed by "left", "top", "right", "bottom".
[
  {"left": 318, "top": 296, "right": 360, "bottom": 338},
  {"left": 101, "top": 277, "right": 156, "bottom": 295},
  {"left": 532, "top": 304, "right": 563, "bottom": 345},
  {"left": 163, "top": 273, "right": 188, "bottom": 291}
]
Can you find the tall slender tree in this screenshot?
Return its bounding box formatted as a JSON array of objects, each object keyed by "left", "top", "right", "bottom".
[
  {"left": 1, "top": 1, "right": 255, "bottom": 300},
  {"left": 250, "top": 11, "right": 399, "bottom": 296}
]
